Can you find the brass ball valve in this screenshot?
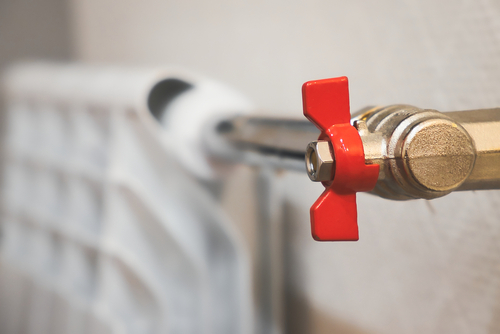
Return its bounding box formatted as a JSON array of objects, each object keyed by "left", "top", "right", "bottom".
[{"left": 303, "top": 77, "right": 500, "bottom": 241}]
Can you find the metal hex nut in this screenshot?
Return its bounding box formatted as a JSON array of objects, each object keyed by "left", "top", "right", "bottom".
[{"left": 305, "top": 140, "right": 335, "bottom": 182}]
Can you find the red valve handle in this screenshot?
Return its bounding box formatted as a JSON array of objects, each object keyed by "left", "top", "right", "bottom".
[{"left": 302, "top": 77, "right": 379, "bottom": 241}]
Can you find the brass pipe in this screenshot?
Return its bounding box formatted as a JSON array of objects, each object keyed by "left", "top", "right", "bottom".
[{"left": 446, "top": 109, "right": 500, "bottom": 191}]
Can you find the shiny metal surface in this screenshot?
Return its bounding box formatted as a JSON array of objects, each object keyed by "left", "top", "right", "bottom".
[
  {"left": 205, "top": 115, "right": 319, "bottom": 171},
  {"left": 356, "top": 105, "right": 477, "bottom": 199},
  {"left": 447, "top": 109, "right": 500, "bottom": 191},
  {"left": 209, "top": 107, "right": 500, "bottom": 200},
  {"left": 355, "top": 105, "right": 500, "bottom": 199},
  {"left": 305, "top": 140, "right": 335, "bottom": 181},
  {"left": 402, "top": 119, "right": 474, "bottom": 192}
]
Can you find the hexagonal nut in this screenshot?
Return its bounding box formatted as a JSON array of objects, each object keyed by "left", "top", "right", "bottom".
[{"left": 305, "top": 140, "right": 335, "bottom": 182}]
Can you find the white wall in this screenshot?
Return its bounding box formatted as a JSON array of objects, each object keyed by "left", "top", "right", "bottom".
[
  {"left": 0, "top": 0, "right": 73, "bottom": 67},
  {"left": 68, "top": 1, "right": 500, "bottom": 333}
]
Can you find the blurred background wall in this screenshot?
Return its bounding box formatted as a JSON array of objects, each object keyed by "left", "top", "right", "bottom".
[
  {"left": 3, "top": 0, "right": 500, "bottom": 333},
  {"left": 0, "top": 0, "right": 73, "bottom": 71}
]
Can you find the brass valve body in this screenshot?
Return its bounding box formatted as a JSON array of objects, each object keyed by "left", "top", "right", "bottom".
[{"left": 354, "top": 106, "right": 500, "bottom": 200}]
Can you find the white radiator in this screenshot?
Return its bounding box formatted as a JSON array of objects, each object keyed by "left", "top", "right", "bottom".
[{"left": 0, "top": 63, "right": 256, "bottom": 334}]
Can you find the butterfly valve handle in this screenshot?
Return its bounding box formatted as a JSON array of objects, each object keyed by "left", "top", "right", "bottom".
[{"left": 302, "top": 77, "right": 380, "bottom": 241}]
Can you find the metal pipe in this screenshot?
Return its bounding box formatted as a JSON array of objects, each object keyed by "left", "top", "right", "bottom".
[
  {"left": 446, "top": 109, "right": 500, "bottom": 191},
  {"left": 204, "top": 115, "right": 319, "bottom": 171},
  {"left": 207, "top": 106, "right": 500, "bottom": 200}
]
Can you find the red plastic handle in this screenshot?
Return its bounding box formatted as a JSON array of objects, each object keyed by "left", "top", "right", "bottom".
[{"left": 302, "top": 77, "right": 379, "bottom": 241}]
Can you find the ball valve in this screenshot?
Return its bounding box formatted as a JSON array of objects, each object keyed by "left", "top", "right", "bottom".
[
  {"left": 207, "top": 76, "right": 500, "bottom": 242},
  {"left": 302, "top": 76, "right": 500, "bottom": 242}
]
